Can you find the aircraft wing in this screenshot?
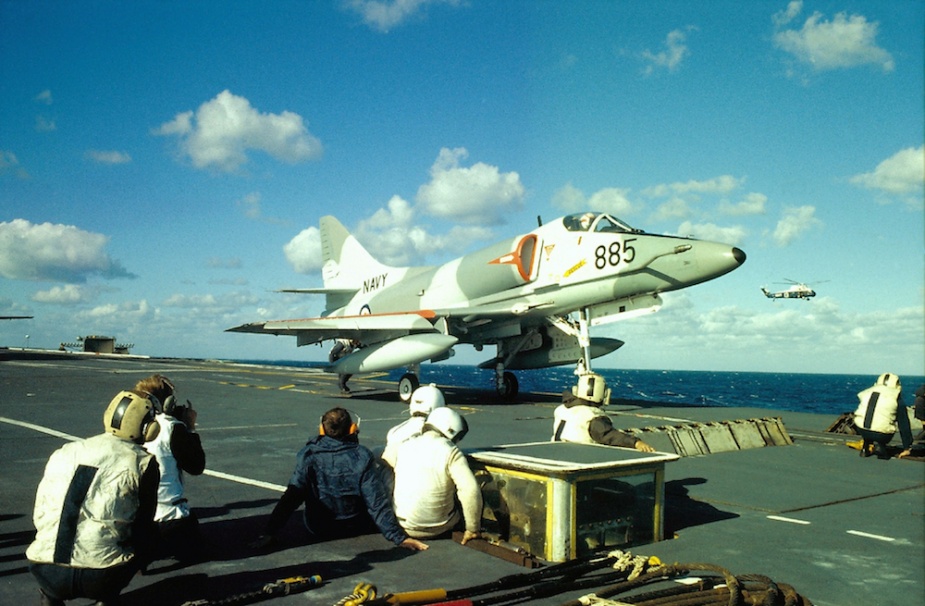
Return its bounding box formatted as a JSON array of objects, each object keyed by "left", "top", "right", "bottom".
[{"left": 227, "top": 311, "right": 439, "bottom": 347}]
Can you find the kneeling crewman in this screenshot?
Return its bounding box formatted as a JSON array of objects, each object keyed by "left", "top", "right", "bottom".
[
  {"left": 27, "top": 391, "right": 161, "bottom": 606},
  {"left": 553, "top": 373, "right": 655, "bottom": 452}
]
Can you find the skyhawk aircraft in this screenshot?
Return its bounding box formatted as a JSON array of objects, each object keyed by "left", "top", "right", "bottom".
[{"left": 228, "top": 212, "right": 746, "bottom": 400}]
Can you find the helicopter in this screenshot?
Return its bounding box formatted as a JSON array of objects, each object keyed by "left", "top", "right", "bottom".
[{"left": 761, "top": 279, "right": 827, "bottom": 300}]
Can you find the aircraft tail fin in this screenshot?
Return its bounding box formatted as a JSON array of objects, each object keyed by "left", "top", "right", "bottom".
[
  {"left": 760, "top": 287, "right": 770, "bottom": 297},
  {"left": 319, "top": 216, "right": 397, "bottom": 291}
]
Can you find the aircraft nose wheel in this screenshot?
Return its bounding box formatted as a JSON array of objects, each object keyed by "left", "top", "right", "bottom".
[
  {"left": 496, "top": 371, "right": 519, "bottom": 401},
  {"left": 398, "top": 373, "right": 419, "bottom": 401}
]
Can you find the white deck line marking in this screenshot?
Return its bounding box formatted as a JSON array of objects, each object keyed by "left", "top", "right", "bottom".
[
  {"left": 1, "top": 416, "right": 286, "bottom": 493},
  {"left": 203, "top": 469, "right": 286, "bottom": 492},
  {"left": 847, "top": 530, "right": 896, "bottom": 542},
  {"left": 0, "top": 416, "right": 80, "bottom": 441},
  {"left": 767, "top": 515, "right": 811, "bottom": 525}
]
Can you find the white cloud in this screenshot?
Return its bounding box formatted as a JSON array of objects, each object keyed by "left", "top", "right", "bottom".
[
  {"left": 772, "top": 1, "right": 803, "bottom": 28},
  {"left": 0, "top": 150, "right": 30, "bottom": 179},
  {"left": 610, "top": 294, "right": 924, "bottom": 375},
  {"left": 35, "top": 116, "right": 56, "bottom": 132},
  {"left": 354, "top": 195, "right": 494, "bottom": 265},
  {"left": 358, "top": 202, "right": 435, "bottom": 266},
  {"left": 282, "top": 148, "right": 517, "bottom": 273},
  {"left": 643, "top": 175, "right": 752, "bottom": 223},
  {"left": 34, "top": 89, "right": 53, "bottom": 105},
  {"left": 83, "top": 299, "right": 151, "bottom": 321},
  {"left": 154, "top": 90, "right": 323, "bottom": 173},
  {"left": 719, "top": 192, "right": 767, "bottom": 216},
  {"left": 589, "top": 188, "right": 636, "bottom": 216},
  {"left": 0, "top": 219, "right": 135, "bottom": 282},
  {"left": 284, "top": 191, "right": 498, "bottom": 273},
  {"left": 850, "top": 146, "right": 925, "bottom": 207},
  {"left": 284, "top": 226, "right": 324, "bottom": 274},
  {"left": 415, "top": 147, "right": 525, "bottom": 225},
  {"left": 676, "top": 221, "right": 746, "bottom": 246},
  {"left": 238, "top": 192, "right": 262, "bottom": 219},
  {"left": 32, "top": 284, "right": 89, "bottom": 304},
  {"left": 773, "top": 2, "right": 894, "bottom": 72},
  {"left": 344, "top": 0, "right": 459, "bottom": 33},
  {"left": 207, "top": 257, "right": 243, "bottom": 270},
  {"left": 553, "top": 183, "right": 636, "bottom": 217},
  {"left": 85, "top": 150, "right": 131, "bottom": 165},
  {"left": 771, "top": 205, "right": 822, "bottom": 246},
  {"left": 641, "top": 27, "right": 696, "bottom": 75},
  {"left": 652, "top": 197, "right": 691, "bottom": 222},
  {"left": 551, "top": 183, "right": 586, "bottom": 213},
  {"left": 644, "top": 175, "right": 744, "bottom": 198},
  {"left": 236, "top": 191, "right": 289, "bottom": 226}
]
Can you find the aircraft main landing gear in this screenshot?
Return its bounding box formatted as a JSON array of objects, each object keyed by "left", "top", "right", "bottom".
[
  {"left": 397, "top": 363, "right": 421, "bottom": 401},
  {"left": 398, "top": 373, "right": 419, "bottom": 401},
  {"left": 495, "top": 366, "right": 519, "bottom": 401}
]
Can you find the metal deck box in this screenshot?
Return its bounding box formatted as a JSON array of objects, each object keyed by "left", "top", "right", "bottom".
[{"left": 468, "top": 442, "right": 678, "bottom": 562}]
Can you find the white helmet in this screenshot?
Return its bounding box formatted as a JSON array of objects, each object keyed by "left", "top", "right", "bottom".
[
  {"left": 409, "top": 384, "right": 445, "bottom": 416},
  {"left": 572, "top": 372, "right": 610, "bottom": 406},
  {"left": 877, "top": 373, "right": 901, "bottom": 389},
  {"left": 424, "top": 407, "right": 469, "bottom": 443}
]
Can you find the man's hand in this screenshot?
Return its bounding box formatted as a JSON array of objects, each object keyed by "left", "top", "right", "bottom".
[
  {"left": 634, "top": 440, "right": 656, "bottom": 453},
  {"left": 399, "top": 537, "right": 429, "bottom": 551},
  {"left": 460, "top": 530, "right": 481, "bottom": 545},
  {"left": 183, "top": 401, "right": 198, "bottom": 431}
]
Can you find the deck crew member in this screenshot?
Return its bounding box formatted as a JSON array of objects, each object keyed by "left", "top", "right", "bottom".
[
  {"left": 253, "top": 407, "right": 428, "bottom": 551},
  {"left": 899, "top": 384, "right": 925, "bottom": 459},
  {"left": 553, "top": 373, "right": 655, "bottom": 452},
  {"left": 137, "top": 374, "right": 206, "bottom": 562},
  {"left": 27, "top": 391, "right": 160, "bottom": 606},
  {"left": 381, "top": 383, "right": 445, "bottom": 468},
  {"left": 855, "top": 373, "right": 913, "bottom": 459},
  {"left": 392, "top": 407, "right": 482, "bottom": 543},
  {"left": 329, "top": 338, "right": 359, "bottom": 394}
]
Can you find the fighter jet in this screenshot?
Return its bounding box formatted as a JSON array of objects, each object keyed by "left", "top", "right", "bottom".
[{"left": 228, "top": 212, "right": 746, "bottom": 399}]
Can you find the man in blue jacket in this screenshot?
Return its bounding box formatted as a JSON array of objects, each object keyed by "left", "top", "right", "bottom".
[{"left": 254, "top": 407, "right": 427, "bottom": 551}]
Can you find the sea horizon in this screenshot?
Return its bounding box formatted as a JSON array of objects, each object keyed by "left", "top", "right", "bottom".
[{"left": 233, "top": 359, "right": 925, "bottom": 417}]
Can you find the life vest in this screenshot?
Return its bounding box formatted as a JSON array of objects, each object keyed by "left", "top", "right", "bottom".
[
  {"left": 854, "top": 385, "right": 901, "bottom": 434},
  {"left": 552, "top": 404, "right": 607, "bottom": 444},
  {"left": 26, "top": 433, "right": 154, "bottom": 568},
  {"left": 145, "top": 414, "right": 190, "bottom": 521}
]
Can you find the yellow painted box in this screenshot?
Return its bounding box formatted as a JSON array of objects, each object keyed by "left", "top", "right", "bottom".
[{"left": 468, "top": 442, "right": 678, "bottom": 562}]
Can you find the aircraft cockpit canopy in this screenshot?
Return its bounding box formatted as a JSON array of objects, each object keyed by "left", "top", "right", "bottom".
[{"left": 562, "top": 212, "right": 641, "bottom": 234}]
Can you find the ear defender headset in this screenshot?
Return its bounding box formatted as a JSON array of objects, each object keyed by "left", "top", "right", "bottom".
[
  {"left": 319, "top": 409, "right": 360, "bottom": 438},
  {"left": 103, "top": 390, "right": 160, "bottom": 443},
  {"left": 141, "top": 374, "right": 183, "bottom": 417}
]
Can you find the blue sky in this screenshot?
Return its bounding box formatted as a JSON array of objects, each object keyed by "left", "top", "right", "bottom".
[{"left": 1, "top": 0, "right": 922, "bottom": 376}]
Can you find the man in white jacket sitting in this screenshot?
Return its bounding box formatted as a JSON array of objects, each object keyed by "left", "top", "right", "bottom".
[
  {"left": 381, "top": 384, "right": 444, "bottom": 468},
  {"left": 392, "top": 407, "right": 481, "bottom": 544}
]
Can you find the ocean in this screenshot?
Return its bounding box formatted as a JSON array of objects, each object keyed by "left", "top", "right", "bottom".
[{"left": 237, "top": 360, "right": 925, "bottom": 417}]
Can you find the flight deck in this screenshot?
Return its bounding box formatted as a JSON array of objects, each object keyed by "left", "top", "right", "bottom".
[{"left": 1, "top": 352, "right": 922, "bottom": 606}]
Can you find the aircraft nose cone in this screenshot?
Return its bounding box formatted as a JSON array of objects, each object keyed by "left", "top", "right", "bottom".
[{"left": 732, "top": 247, "right": 746, "bottom": 265}]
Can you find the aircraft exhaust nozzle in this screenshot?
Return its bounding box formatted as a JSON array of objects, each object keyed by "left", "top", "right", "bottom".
[{"left": 329, "top": 333, "right": 459, "bottom": 374}]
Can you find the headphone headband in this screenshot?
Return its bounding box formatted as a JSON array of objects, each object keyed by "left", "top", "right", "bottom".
[{"left": 319, "top": 408, "right": 360, "bottom": 438}]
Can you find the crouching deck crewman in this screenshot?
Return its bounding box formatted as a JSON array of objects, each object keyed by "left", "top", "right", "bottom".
[{"left": 26, "top": 390, "right": 161, "bottom": 606}]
